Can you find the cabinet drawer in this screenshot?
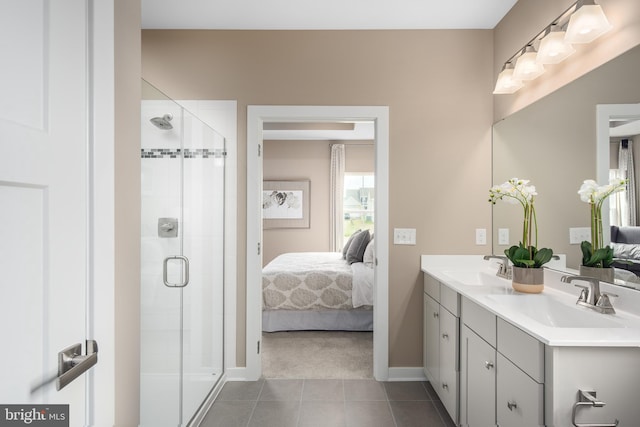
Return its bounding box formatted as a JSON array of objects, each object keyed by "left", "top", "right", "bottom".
[
  {"left": 497, "top": 353, "right": 544, "bottom": 427},
  {"left": 439, "top": 368, "right": 459, "bottom": 424},
  {"left": 440, "top": 283, "right": 460, "bottom": 317},
  {"left": 440, "top": 308, "right": 459, "bottom": 372},
  {"left": 497, "top": 318, "right": 544, "bottom": 383},
  {"left": 424, "top": 273, "right": 440, "bottom": 301},
  {"left": 462, "top": 296, "right": 496, "bottom": 347}
]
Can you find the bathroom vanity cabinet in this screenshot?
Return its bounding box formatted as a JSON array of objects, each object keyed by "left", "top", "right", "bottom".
[
  {"left": 423, "top": 274, "right": 460, "bottom": 424},
  {"left": 422, "top": 256, "right": 640, "bottom": 427}
]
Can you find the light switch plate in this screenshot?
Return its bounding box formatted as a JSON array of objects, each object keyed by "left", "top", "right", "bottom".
[
  {"left": 498, "top": 228, "right": 509, "bottom": 245},
  {"left": 569, "top": 227, "right": 591, "bottom": 245},
  {"left": 394, "top": 228, "right": 416, "bottom": 245},
  {"left": 476, "top": 228, "right": 487, "bottom": 245}
]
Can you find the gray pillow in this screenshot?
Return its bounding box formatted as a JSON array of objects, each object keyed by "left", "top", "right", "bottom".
[
  {"left": 347, "top": 230, "right": 370, "bottom": 264},
  {"left": 343, "top": 230, "right": 361, "bottom": 259}
]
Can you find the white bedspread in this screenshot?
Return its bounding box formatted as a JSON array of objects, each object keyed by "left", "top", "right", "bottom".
[{"left": 262, "top": 252, "right": 374, "bottom": 310}]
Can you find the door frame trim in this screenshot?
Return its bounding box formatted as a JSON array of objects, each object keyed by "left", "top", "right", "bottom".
[{"left": 246, "top": 105, "right": 389, "bottom": 381}]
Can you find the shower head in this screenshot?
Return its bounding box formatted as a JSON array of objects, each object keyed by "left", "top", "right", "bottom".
[{"left": 150, "top": 113, "right": 173, "bottom": 130}]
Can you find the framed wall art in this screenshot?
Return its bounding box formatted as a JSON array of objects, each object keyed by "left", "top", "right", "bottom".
[{"left": 263, "top": 180, "right": 310, "bottom": 229}]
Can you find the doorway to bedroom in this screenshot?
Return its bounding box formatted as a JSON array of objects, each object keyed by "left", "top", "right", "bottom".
[
  {"left": 261, "top": 137, "right": 376, "bottom": 379},
  {"left": 246, "top": 105, "right": 390, "bottom": 381}
]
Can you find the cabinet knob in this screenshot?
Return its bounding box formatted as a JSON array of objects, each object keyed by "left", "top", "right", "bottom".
[
  {"left": 442, "top": 383, "right": 448, "bottom": 390},
  {"left": 433, "top": 312, "right": 439, "bottom": 318},
  {"left": 442, "top": 333, "right": 449, "bottom": 339},
  {"left": 507, "top": 401, "right": 518, "bottom": 411},
  {"left": 484, "top": 361, "right": 494, "bottom": 370}
]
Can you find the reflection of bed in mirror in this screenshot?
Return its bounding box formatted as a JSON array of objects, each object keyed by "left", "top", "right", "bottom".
[
  {"left": 261, "top": 245, "right": 375, "bottom": 332},
  {"left": 492, "top": 44, "right": 640, "bottom": 291}
]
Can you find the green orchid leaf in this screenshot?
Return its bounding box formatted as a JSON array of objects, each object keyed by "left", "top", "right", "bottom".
[
  {"left": 534, "top": 248, "right": 553, "bottom": 267},
  {"left": 580, "top": 240, "right": 614, "bottom": 268}
]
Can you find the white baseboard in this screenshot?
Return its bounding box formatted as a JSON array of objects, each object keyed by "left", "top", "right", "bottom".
[
  {"left": 224, "top": 367, "right": 249, "bottom": 381},
  {"left": 387, "top": 367, "right": 428, "bottom": 382}
]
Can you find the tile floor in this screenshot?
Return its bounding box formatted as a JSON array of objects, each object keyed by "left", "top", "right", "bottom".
[{"left": 200, "top": 379, "right": 456, "bottom": 427}]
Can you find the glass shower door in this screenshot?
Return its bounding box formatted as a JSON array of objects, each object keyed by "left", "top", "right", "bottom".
[
  {"left": 181, "top": 108, "right": 225, "bottom": 422},
  {"left": 141, "top": 80, "right": 225, "bottom": 426}
]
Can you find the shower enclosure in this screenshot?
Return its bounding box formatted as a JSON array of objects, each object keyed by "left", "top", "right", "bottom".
[{"left": 140, "top": 80, "right": 226, "bottom": 425}]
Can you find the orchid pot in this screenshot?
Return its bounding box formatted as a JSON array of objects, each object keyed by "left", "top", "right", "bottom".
[{"left": 511, "top": 266, "right": 544, "bottom": 293}]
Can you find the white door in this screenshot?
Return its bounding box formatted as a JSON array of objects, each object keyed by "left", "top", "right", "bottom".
[{"left": 0, "top": 0, "right": 92, "bottom": 423}]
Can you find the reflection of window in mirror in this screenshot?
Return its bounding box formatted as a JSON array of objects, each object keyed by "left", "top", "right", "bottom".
[{"left": 609, "top": 125, "right": 640, "bottom": 227}]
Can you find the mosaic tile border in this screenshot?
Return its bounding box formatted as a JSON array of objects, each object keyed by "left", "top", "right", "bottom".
[{"left": 141, "top": 148, "right": 220, "bottom": 159}]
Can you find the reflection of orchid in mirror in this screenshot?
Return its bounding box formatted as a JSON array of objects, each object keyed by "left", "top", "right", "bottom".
[
  {"left": 489, "top": 178, "right": 553, "bottom": 268},
  {"left": 578, "top": 178, "right": 627, "bottom": 267}
]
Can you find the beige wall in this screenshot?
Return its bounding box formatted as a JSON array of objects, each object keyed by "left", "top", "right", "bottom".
[
  {"left": 263, "top": 140, "right": 374, "bottom": 265},
  {"left": 115, "top": 0, "right": 141, "bottom": 423},
  {"left": 142, "top": 29, "right": 494, "bottom": 368},
  {"left": 494, "top": 0, "right": 640, "bottom": 121}
]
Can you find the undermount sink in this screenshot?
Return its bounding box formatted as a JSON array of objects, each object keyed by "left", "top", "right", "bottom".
[
  {"left": 486, "top": 294, "right": 625, "bottom": 329},
  {"left": 442, "top": 270, "right": 510, "bottom": 287}
]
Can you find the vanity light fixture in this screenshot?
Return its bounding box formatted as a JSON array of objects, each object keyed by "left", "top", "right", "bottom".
[
  {"left": 537, "top": 25, "right": 576, "bottom": 64},
  {"left": 513, "top": 45, "right": 545, "bottom": 80},
  {"left": 565, "top": 0, "right": 612, "bottom": 44},
  {"left": 493, "top": 0, "right": 611, "bottom": 95},
  {"left": 493, "top": 62, "right": 524, "bottom": 95}
]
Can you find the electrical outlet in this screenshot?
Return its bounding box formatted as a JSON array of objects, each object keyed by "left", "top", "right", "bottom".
[
  {"left": 393, "top": 228, "right": 416, "bottom": 245},
  {"left": 498, "top": 228, "right": 509, "bottom": 245},
  {"left": 475, "top": 228, "right": 487, "bottom": 245},
  {"left": 569, "top": 227, "right": 591, "bottom": 245}
]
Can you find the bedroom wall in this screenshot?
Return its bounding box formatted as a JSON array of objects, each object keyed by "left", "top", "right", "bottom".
[
  {"left": 141, "top": 29, "right": 494, "bottom": 369},
  {"left": 263, "top": 140, "right": 374, "bottom": 265}
]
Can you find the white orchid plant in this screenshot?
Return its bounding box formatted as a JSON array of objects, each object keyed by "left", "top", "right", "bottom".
[
  {"left": 578, "top": 178, "right": 627, "bottom": 268},
  {"left": 489, "top": 178, "right": 553, "bottom": 268}
]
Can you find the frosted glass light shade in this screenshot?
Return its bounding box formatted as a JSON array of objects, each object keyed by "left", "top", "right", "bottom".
[
  {"left": 565, "top": 4, "right": 612, "bottom": 44},
  {"left": 493, "top": 67, "right": 524, "bottom": 94},
  {"left": 537, "top": 30, "right": 576, "bottom": 64},
  {"left": 513, "top": 51, "right": 545, "bottom": 81}
]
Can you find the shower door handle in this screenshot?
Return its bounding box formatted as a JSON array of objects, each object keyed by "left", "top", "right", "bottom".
[{"left": 163, "top": 255, "right": 190, "bottom": 288}]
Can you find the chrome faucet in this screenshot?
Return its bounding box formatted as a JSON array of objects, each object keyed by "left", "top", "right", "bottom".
[
  {"left": 483, "top": 255, "right": 512, "bottom": 279},
  {"left": 560, "top": 275, "right": 618, "bottom": 314}
]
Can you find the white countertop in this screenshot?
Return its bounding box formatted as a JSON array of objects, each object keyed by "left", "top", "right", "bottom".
[{"left": 421, "top": 255, "right": 640, "bottom": 347}]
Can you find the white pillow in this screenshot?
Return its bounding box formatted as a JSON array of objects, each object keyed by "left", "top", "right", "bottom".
[{"left": 363, "top": 238, "right": 375, "bottom": 267}]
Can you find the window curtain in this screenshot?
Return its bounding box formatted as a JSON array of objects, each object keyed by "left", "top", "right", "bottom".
[
  {"left": 330, "top": 144, "right": 345, "bottom": 252},
  {"left": 619, "top": 139, "right": 637, "bottom": 226}
]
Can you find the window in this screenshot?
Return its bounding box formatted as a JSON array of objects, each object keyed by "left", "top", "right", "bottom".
[{"left": 344, "top": 173, "right": 375, "bottom": 239}]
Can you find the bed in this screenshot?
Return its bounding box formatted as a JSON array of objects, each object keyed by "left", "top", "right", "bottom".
[
  {"left": 262, "top": 242, "right": 375, "bottom": 332},
  {"left": 611, "top": 225, "right": 640, "bottom": 277}
]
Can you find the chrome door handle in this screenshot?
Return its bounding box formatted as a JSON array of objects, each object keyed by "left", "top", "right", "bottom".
[
  {"left": 57, "top": 340, "right": 98, "bottom": 391},
  {"left": 163, "top": 255, "right": 190, "bottom": 288}
]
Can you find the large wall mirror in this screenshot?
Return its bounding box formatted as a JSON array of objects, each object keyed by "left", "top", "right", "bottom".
[{"left": 492, "top": 44, "right": 640, "bottom": 290}]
